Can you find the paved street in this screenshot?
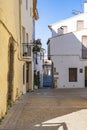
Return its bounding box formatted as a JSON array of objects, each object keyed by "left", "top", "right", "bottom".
[{"left": 0, "top": 88, "right": 87, "bottom": 130}]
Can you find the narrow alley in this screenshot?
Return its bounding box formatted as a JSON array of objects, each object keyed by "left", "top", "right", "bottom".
[{"left": 0, "top": 88, "right": 87, "bottom": 130}]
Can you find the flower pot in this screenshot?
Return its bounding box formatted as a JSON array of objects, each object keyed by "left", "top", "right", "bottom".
[{"left": 34, "top": 85, "right": 38, "bottom": 89}]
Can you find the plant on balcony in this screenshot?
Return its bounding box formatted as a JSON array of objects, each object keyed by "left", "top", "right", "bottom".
[
  {"left": 33, "top": 39, "right": 42, "bottom": 45},
  {"left": 23, "top": 52, "right": 27, "bottom": 56},
  {"left": 33, "top": 45, "right": 40, "bottom": 52}
]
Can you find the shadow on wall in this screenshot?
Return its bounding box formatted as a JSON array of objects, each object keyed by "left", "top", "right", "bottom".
[{"left": 7, "top": 37, "right": 14, "bottom": 101}]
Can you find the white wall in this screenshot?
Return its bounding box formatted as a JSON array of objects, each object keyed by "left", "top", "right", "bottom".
[
  {"left": 49, "top": 29, "right": 87, "bottom": 88},
  {"left": 84, "top": 2, "right": 87, "bottom": 13},
  {"left": 48, "top": 11, "right": 87, "bottom": 88},
  {"left": 21, "top": 0, "right": 34, "bottom": 92},
  {"left": 50, "top": 13, "right": 87, "bottom": 37},
  {"left": 50, "top": 29, "right": 87, "bottom": 57},
  {"left": 52, "top": 55, "right": 87, "bottom": 88},
  {"left": 21, "top": 0, "right": 34, "bottom": 41}
]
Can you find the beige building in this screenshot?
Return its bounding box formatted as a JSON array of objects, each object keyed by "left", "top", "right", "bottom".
[{"left": 0, "top": 0, "right": 38, "bottom": 118}]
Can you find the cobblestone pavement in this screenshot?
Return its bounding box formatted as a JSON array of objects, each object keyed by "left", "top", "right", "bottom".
[{"left": 0, "top": 88, "right": 87, "bottom": 130}]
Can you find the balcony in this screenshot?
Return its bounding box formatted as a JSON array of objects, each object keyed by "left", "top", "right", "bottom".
[
  {"left": 82, "top": 49, "right": 87, "bottom": 59},
  {"left": 22, "top": 43, "right": 32, "bottom": 57}
]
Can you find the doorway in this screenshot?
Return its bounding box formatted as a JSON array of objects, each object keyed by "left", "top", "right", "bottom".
[
  {"left": 85, "top": 67, "right": 87, "bottom": 87},
  {"left": 26, "top": 62, "right": 29, "bottom": 92}
]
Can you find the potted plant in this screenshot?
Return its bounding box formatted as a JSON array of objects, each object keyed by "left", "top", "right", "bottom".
[
  {"left": 33, "top": 45, "right": 40, "bottom": 52},
  {"left": 34, "top": 72, "right": 40, "bottom": 89}
]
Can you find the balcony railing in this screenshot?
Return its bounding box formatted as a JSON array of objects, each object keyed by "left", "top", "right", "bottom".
[
  {"left": 22, "top": 43, "right": 31, "bottom": 57},
  {"left": 82, "top": 49, "right": 87, "bottom": 59}
]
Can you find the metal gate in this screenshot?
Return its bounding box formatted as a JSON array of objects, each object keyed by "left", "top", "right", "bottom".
[{"left": 43, "top": 76, "right": 52, "bottom": 87}]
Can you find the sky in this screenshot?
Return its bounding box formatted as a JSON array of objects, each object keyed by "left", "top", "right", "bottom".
[{"left": 35, "top": 0, "right": 84, "bottom": 55}]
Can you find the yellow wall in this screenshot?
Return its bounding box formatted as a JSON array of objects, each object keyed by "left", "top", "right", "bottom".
[{"left": 0, "top": 0, "right": 23, "bottom": 117}]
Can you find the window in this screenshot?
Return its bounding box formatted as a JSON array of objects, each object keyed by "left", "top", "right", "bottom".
[
  {"left": 26, "top": 33, "right": 31, "bottom": 56},
  {"left": 26, "top": 0, "right": 28, "bottom": 10},
  {"left": 69, "top": 68, "right": 77, "bottom": 82},
  {"left": 82, "top": 36, "right": 87, "bottom": 59},
  {"left": 22, "top": 27, "right": 26, "bottom": 56},
  {"left": 26, "top": 62, "right": 29, "bottom": 82},
  {"left": 48, "top": 44, "right": 50, "bottom": 60},
  {"left": 82, "top": 36, "right": 87, "bottom": 48},
  {"left": 30, "top": 8, "right": 33, "bottom": 16},
  {"left": 77, "top": 20, "right": 84, "bottom": 30},
  {"left": 26, "top": 33, "right": 28, "bottom": 43},
  {"left": 22, "top": 26, "right": 25, "bottom": 43}
]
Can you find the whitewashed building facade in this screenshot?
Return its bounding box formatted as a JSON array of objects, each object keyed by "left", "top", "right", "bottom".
[
  {"left": 47, "top": 2, "right": 87, "bottom": 88},
  {"left": 21, "top": 0, "right": 38, "bottom": 93}
]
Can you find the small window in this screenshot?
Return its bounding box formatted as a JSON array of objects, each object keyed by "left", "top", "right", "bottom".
[
  {"left": 22, "top": 26, "right": 25, "bottom": 43},
  {"left": 30, "top": 8, "right": 33, "bottom": 16},
  {"left": 82, "top": 36, "right": 87, "bottom": 59},
  {"left": 82, "top": 36, "right": 87, "bottom": 48},
  {"left": 69, "top": 68, "right": 77, "bottom": 82},
  {"left": 26, "top": 33, "right": 28, "bottom": 43},
  {"left": 77, "top": 20, "right": 84, "bottom": 30}
]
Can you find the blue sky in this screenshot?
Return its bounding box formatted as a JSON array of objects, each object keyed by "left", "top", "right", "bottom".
[{"left": 35, "top": 0, "right": 84, "bottom": 55}]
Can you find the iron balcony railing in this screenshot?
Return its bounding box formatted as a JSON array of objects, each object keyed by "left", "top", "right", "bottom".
[{"left": 22, "top": 43, "right": 32, "bottom": 57}]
